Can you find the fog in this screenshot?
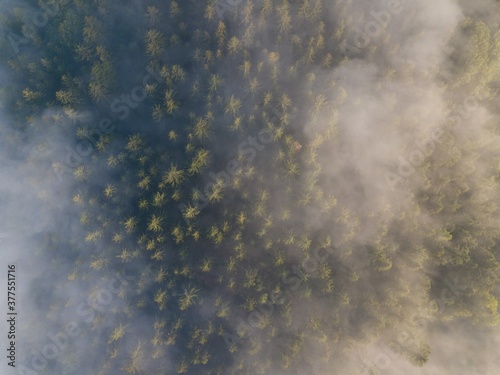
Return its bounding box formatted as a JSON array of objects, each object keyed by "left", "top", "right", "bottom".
[{"left": 0, "top": 0, "right": 499, "bottom": 374}]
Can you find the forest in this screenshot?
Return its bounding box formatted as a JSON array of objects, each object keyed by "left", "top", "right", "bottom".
[{"left": 0, "top": 0, "right": 499, "bottom": 374}]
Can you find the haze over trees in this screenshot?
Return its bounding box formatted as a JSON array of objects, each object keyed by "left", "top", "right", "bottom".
[{"left": 0, "top": 0, "right": 499, "bottom": 374}]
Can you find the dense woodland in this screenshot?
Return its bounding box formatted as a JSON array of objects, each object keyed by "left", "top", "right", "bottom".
[{"left": 0, "top": 0, "right": 499, "bottom": 374}]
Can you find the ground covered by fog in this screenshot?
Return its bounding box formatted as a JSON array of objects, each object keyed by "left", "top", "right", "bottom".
[{"left": 0, "top": 0, "right": 499, "bottom": 374}]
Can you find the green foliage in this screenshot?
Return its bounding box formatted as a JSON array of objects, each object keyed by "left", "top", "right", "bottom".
[{"left": 2, "top": 1, "right": 500, "bottom": 374}]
